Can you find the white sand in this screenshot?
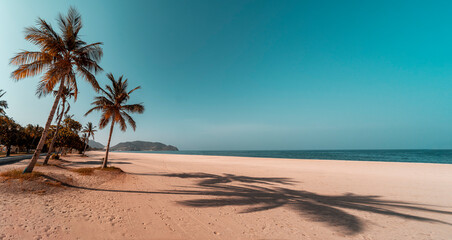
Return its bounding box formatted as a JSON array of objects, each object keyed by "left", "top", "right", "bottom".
[{"left": 1, "top": 151, "right": 452, "bottom": 239}]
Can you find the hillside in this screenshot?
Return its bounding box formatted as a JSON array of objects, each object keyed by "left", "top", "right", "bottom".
[
  {"left": 110, "top": 141, "right": 179, "bottom": 151},
  {"left": 88, "top": 140, "right": 105, "bottom": 150}
]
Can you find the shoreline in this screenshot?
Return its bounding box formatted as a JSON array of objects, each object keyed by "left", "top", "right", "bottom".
[
  {"left": 112, "top": 150, "right": 452, "bottom": 165},
  {"left": 109, "top": 149, "right": 452, "bottom": 165}
]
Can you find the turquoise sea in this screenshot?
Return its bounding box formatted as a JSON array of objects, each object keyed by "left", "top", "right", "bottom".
[{"left": 119, "top": 150, "right": 452, "bottom": 164}]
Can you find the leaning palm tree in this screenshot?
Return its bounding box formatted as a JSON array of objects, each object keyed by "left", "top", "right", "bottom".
[
  {"left": 0, "top": 89, "right": 8, "bottom": 115},
  {"left": 10, "top": 7, "right": 103, "bottom": 173},
  {"left": 42, "top": 86, "right": 74, "bottom": 165},
  {"left": 82, "top": 122, "right": 97, "bottom": 155},
  {"left": 85, "top": 73, "right": 144, "bottom": 168}
]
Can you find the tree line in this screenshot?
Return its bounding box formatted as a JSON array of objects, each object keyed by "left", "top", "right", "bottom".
[{"left": 0, "top": 111, "right": 94, "bottom": 158}]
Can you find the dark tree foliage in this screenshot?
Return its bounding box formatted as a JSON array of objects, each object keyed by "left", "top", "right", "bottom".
[
  {"left": 63, "top": 117, "right": 82, "bottom": 134},
  {"left": 0, "top": 116, "right": 25, "bottom": 156},
  {"left": 24, "top": 124, "right": 44, "bottom": 153}
]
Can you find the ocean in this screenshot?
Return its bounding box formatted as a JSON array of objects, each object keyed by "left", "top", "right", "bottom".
[{"left": 119, "top": 149, "right": 452, "bottom": 164}]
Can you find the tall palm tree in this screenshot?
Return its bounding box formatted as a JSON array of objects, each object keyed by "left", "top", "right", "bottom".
[
  {"left": 85, "top": 73, "right": 144, "bottom": 168},
  {"left": 82, "top": 122, "right": 97, "bottom": 155},
  {"left": 42, "top": 86, "right": 74, "bottom": 165},
  {"left": 0, "top": 89, "right": 8, "bottom": 115},
  {"left": 10, "top": 7, "right": 103, "bottom": 173}
]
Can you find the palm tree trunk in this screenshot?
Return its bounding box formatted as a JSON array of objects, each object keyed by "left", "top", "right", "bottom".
[
  {"left": 83, "top": 132, "right": 90, "bottom": 155},
  {"left": 6, "top": 145, "right": 11, "bottom": 157},
  {"left": 102, "top": 121, "right": 115, "bottom": 169},
  {"left": 43, "top": 101, "right": 65, "bottom": 165},
  {"left": 23, "top": 83, "right": 64, "bottom": 173}
]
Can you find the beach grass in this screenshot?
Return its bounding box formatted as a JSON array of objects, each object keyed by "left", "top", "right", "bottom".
[
  {"left": 71, "top": 167, "right": 96, "bottom": 175},
  {"left": 71, "top": 166, "right": 123, "bottom": 175},
  {"left": 99, "top": 166, "right": 123, "bottom": 173},
  {"left": 0, "top": 169, "right": 44, "bottom": 181}
]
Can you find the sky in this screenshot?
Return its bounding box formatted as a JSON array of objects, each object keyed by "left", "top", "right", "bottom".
[{"left": 1, "top": 0, "right": 452, "bottom": 150}]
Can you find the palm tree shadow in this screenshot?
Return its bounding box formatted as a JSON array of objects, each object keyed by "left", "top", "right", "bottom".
[
  {"left": 43, "top": 172, "right": 452, "bottom": 235},
  {"left": 63, "top": 160, "right": 132, "bottom": 166},
  {"left": 159, "top": 172, "right": 452, "bottom": 235},
  {"left": 161, "top": 172, "right": 298, "bottom": 186}
]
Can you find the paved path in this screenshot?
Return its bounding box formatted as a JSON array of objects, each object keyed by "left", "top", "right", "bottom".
[{"left": 0, "top": 154, "right": 45, "bottom": 166}]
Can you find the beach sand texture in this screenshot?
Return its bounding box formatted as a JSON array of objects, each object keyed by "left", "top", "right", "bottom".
[{"left": 1, "top": 151, "right": 452, "bottom": 239}]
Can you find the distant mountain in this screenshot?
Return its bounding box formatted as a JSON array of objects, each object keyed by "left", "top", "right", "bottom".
[
  {"left": 88, "top": 140, "right": 105, "bottom": 150},
  {"left": 110, "top": 141, "right": 179, "bottom": 151}
]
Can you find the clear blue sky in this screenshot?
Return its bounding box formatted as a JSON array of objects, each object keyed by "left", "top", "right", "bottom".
[{"left": 1, "top": 0, "right": 452, "bottom": 150}]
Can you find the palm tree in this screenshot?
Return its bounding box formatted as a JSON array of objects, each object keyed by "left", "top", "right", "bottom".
[
  {"left": 82, "top": 122, "right": 97, "bottom": 155},
  {"left": 85, "top": 73, "right": 144, "bottom": 168},
  {"left": 42, "top": 86, "right": 74, "bottom": 165},
  {"left": 0, "top": 89, "right": 8, "bottom": 115},
  {"left": 10, "top": 7, "right": 103, "bottom": 173},
  {"left": 81, "top": 133, "right": 88, "bottom": 152}
]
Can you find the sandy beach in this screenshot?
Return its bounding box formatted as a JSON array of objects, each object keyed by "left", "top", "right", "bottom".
[{"left": 1, "top": 151, "right": 452, "bottom": 239}]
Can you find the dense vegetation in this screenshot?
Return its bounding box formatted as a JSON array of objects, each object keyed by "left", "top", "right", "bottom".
[{"left": 0, "top": 113, "right": 86, "bottom": 157}]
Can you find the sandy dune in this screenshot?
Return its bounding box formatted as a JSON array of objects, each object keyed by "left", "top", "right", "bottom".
[{"left": 1, "top": 151, "right": 452, "bottom": 239}]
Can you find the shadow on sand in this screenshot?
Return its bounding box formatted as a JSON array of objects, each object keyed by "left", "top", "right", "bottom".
[
  {"left": 44, "top": 172, "right": 452, "bottom": 235},
  {"left": 62, "top": 160, "right": 132, "bottom": 166}
]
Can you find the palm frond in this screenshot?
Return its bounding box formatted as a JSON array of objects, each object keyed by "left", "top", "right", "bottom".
[
  {"left": 75, "top": 64, "right": 100, "bottom": 91},
  {"left": 118, "top": 114, "right": 127, "bottom": 131},
  {"left": 74, "top": 42, "right": 103, "bottom": 62},
  {"left": 122, "top": 103, "right": 145, "bottom": 113},
  {"left": 84, "top": 105, "right": 103, "bottom": 116},
  {"left": 0, "top": 89, "right": 8, "bottom": 115},
  {"left": 35, "top": 80, "right": 51, "bottom": 98},
  {"left": 128, "top": 86, "right": 141, "bottom": 95},
  {"left": 24, "top": 22, "right": 62, "bottom": 54},
  {"left": 11, "top": 61, "right": 48, "bottom": 80},
  {"left": 99, "top": 114, "right": 111, "bottom": 129},
  {"left": 10, "top": 51, "right": 52, "bottom": 66},
  {"left": 121, "top": 112, "right": 136, "bottom": 131}
]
